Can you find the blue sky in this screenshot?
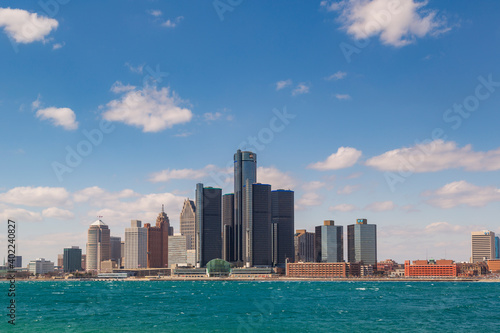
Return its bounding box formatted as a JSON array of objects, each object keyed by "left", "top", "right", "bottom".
[{"left": 1, "top": 0, "right": 499, "bottom": 264}]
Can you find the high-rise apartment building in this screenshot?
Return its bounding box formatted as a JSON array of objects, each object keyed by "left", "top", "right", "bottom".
[
  {"left": 125, "top": 220, "right": 147, "bottom": 269},
  {"left": 294, "top": 229, "right": 315, "bottom": 263},
  {"left": 319, "top": 220, "right": 343, "bottom": 262},
  {"left": 347, "top": 219, "right": 377, "bottom": 266},
  {"left": 168, "top": 234, "right": 187, "bottom": 266},
  {"left": 243, "top": 182, "right": 271, "bottom": 267},
  {"left": 145, "top": 207, "right": 170, "bottom": 268},
  {"left": 271, "top": 189, "right": 294, "bottom": 265},
  {"left": 63, "top": 246, "right": 82, "bottom": 272},
  {"left": 234, "top": 150, "right": 257, "bottom": 263},
  {"left": 86, "top": 219, "right": 110, "bottom": 272},
  {"left": 223, "top": 193, "right": 235, "bottom": 262},
  {"left": 195, "top": 183, "right": 222, "bottom": 267},
  {"left": 180, "top": 199, "right": 196, "bottom": 250},
  {"left": 471, "top": 231, "right": 496, "bottom": 263}
]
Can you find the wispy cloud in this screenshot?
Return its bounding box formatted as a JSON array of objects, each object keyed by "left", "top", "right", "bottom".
[
  {"left": 276, "top": 79, "right": 292, "bottom": 91},
  {"left": 292, "top": 83, "right": 310, "bottom": 96},
  {"left": 308, "top": 147, "right": 362, "bottom": 170},
  {"left": 325, "top": 71, "right": 347, "bottom": 81},
  {"left": 365, "top": 140, "right": 500, "bottom": 172},
  {"left": 163, "top": 16, "right": 184, "bottom": 28},
  {"left": 335, "top": 93, "right": 351, "bottom": 100},
  {"left": 423, "top": 181, "right": 500, "bottom": 209}
]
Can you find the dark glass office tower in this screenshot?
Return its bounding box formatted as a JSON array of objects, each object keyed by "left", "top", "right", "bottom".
[
  {"left": 63, "top": 246, "right": 82, "bottom": 272},
  {"left": 243, "top": 182, "right": 271, "bottom": 266},
  {"left": 222, "top": 193, "right": 234, "bottom": 262},
  {"left": 347, "top": 219, "right": 377, "bottom": 265},
  {"left": 271, "top": 189, "right": 294, "bottom": 265},
  {"left": 314, "top": 226, "right": 322, "bottom": 262},
  {"left": 234, "top": 150, "right": 257, "bottom": 263},
  {"left": 195, "top": 183, "right": 222, "bottom": 267}
]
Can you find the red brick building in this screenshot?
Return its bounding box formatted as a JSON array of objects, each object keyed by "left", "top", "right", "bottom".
[
  {"left": 404, "top": 259, "right": 457, "bottom": 277},
  {"left": 145, "top": 206, "right": 170, "bottom": 268}
]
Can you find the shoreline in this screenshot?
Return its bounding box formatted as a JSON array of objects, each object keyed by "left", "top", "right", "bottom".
[{"left": 3, "top": 277, "right": 499, "bottom": 282}]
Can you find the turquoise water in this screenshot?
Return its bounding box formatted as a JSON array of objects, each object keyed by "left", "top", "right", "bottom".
[{"left": 1, "top": 280, "right": 499, "bottom": 332}]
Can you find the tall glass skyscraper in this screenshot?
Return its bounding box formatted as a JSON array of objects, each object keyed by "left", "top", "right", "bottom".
[
  {"left": 320, "top": 220, "right": 343, "bottom": 262},
  {"left": 195, "top": 183, "right": 222, "bottom": 267},
  {"left": 243, "top": 182, "right": 271, "bottom": 267},
  {"left": 271, "top": 189, "right": 295, "bottom": 265},
  {"left": 222, "top": 193, "right": 234, "bottom": 262},
  {"left": 347, "top": 219, "right": 377, "bottom": 266},
  {"left": 233, "top": 150, "right": 257, "bottom": 263}
]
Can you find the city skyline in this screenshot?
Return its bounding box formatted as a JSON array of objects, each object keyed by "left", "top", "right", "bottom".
[{"left": 1, "top": 1, "right": 500, "bottom": 265}]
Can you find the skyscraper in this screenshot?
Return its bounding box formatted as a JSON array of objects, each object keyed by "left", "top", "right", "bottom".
[
  {"left": 234, "top": 149, "right": 257, "bottom": 263},
  {"left": 471, "top": 230, "right": 496, "bottom": 263},
  {"left": 180, "top": 199, "right": 196, "bottom": 250},
  {"left": 145, "top": 207, "right": 170, "bottom": 268},
  {"left": 243, "top": 182, "right": 271, "bottom": 267},
  {"left": 347, "top": 219, "right": 377, "bottom": 266},
  {"left": 195, "top": 183, "right": 222, "bottom": 267},
  {"left": 223, "top": 193, "right": 234, "bottom": 262},
  {"left": 86, "top": 218, "right": 110, "bottom": 272},
  {"left": 110, "top": 236, "right": 121, "bottom": 264},
  {"left": 63, "top": 246, "right": 82, "bottom": 272},
  {"left": 125, "top": 220, "right": 147, "bottom": 269},
  {"left": 271, "top": 189, "right": 294, "bottom": 265},
  {"left": 320, "top": 220, "right": 343, "bottom": 262}
]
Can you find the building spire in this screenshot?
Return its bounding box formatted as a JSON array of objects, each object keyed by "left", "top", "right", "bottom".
[{"left": 162, "top": 204, "right": 164, "bottom": 213}]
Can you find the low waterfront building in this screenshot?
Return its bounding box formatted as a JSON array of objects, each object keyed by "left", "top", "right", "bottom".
[
  {"left": 404, "top": 259, "right": 457, "bottom": 277},
  {"left": 286, "top": 262, "right": 360, "bottom": 278},
  {"left": 486, "top": 259, "right": 500, "bottom": 273},
  {"left": 172, "top": 267, "right": 207, "bottom": 277},
  {"left": 231, "top": 267, "right": 275, "bottom": 278},
  {"left": 28, "top": 258, "right": 55, "bottom": 275},
  {"left": 101, "top": 260, "right": 118, "bottom": 273}
]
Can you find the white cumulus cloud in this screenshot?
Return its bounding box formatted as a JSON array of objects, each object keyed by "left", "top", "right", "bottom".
[
  {"left": 0, "top": 186, "right": 70, "bottom": 207},
  {"left": 36, "top": 107, "right": 78, "bottom": 130},
  {"left": 323, "top": 0, "right": 450, "bottom": 47},
  {"left": 257, "top": 166, "right": 296, "bottom": 189},
  {"left": 102, "top": 86, "right": 193, "bottom": 132},
  {"left": 0, "top": 7, "right": 58, "bottom": 43},
  {"left": 308, "top": 147, "right": 362, "bottom": 170}
]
